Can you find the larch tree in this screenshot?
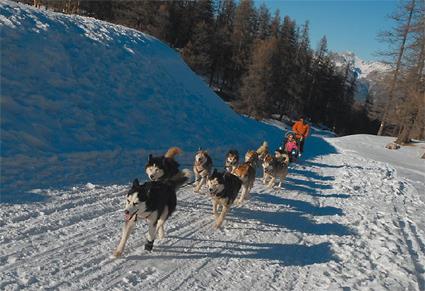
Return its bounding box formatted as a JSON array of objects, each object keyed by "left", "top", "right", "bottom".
[{"left": 377, "top": 0, "right": 417, "bottom": 136}]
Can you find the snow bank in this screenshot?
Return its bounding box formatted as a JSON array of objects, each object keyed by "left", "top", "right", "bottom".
[
  {"left": 328, "top": 134, "right": 425, "bottom": 185},
  {"left": 328, "top": 134, "right": 425, "bottom": 231},
  {"left": 0, "top": 1, "right": 283, "bottom": 201}
]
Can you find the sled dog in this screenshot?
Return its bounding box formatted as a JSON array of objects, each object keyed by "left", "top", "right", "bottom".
[
  {"left": 244, "top": 150, "right": 259, "bottom": 165},
  {"left": 262, "top": 153, "right": 289, "bottom": 188},
  {"left": 256, "top": 141, "right": 269, "bottom": 161},
  {"left": 232, "top": 160, "right": 256, "bottom": 204},
  {"left": 113, "top": 171, "right": 190, "bottom": 257},
  {"left": 145, "top": 147, "right": 182, "bottom": 182},
  {"left": 207, "top": 169, "right": 242, "bottom": 229},
  {"left": 193, "top": 149, "right": 213, "bottom": 192},
  {"left": 224, "top": 149, "right": 239, "bottom": 173}
]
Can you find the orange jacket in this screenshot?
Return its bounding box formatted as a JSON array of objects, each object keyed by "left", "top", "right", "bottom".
[{"left": 292, "top": 121, "right": 310, "bottom": 139}]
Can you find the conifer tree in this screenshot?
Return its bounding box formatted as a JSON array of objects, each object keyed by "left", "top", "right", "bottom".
[{"left": 231, "top": 0, "right": 257, "bottom": 90}]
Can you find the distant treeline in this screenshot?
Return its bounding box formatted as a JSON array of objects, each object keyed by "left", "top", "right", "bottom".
[{"left": 21, "top": 0, "right": 380, "bottom": 135}]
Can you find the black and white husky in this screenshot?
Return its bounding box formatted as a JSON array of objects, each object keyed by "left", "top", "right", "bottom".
[
  {"left": 145, "top": 147, "right": 182, "bottom": 182},
  {"left": 113, "top": 172, "right": 190, "bottom": 258},
  {"left": 207, "top": 169, "right": 242, "bottom": 229}
]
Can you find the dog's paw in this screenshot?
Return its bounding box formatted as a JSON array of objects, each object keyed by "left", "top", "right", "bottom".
[{"left": 144, "top": 240, "right": 154, "bottom": 252}]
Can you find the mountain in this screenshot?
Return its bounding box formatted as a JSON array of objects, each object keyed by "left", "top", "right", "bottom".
[
  {"left": 0, "top": 0, "right": 283, "bottom": 199},
  {"left": 331, "top": 51, "right": 390, "bottom": 104}
]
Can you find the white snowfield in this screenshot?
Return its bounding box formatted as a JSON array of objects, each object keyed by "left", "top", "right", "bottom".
[{"left": 1, "top": 127, "right": 425, "bottom": 290}]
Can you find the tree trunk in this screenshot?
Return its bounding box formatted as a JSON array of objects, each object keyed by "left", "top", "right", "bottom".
[
  {"left": 377, "top": 0, "right": 416, "bottom": 136},
  {"left": 395, "top": 108, "right": 418, "bottom": 144}
]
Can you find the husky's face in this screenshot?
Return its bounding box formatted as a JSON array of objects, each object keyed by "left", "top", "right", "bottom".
[
  {"left": 275, "top": 151, "right": 290, "bottom": 164},
  {"left": 207, "top": 169, "right": 225, "bottom": 195},
  {"left": 226, "top": 150, "right": 239, "bottom": 165},
  {"left": 145, "top": 154, "right": 165, "bottom": 181},
  {"left": 262, "top": 154, "right": 274, "bottom": 170},
  {"left": 245, "top": 150, "right": 258, "bottom": 163},
  {"left": 195, "top": 150, "right": 209, "bottom": 165},
  {"left": 124, "top": 179, "right": 147, "bottom": 221}
]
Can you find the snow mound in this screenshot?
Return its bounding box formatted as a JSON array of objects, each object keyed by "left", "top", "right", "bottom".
[{"left": 0, "top": 1, "right": 282, "bottom": 201}]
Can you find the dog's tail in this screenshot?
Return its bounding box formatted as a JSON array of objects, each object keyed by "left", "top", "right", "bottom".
[
  {"left": 165, "top": 147, "right": 182, "bottom": 159},
  {"left": 168, "top": 169, "right": 192, "bottom": 189},
  {"left": 256, "top": 141, "right": 268, "bottom": 155}
]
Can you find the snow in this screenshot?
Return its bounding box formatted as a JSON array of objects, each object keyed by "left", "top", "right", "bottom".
[
  {"left": 1, "top": 2, "right": 425, "bottom": 290},
  {"left": 334, "top": 51, "right": 390, "bottom": 79},
  {"left": 0, "top": 0, "right": 282, "bottom": 201},
  {"left": 85, "top": 183, "right": 96, "bottom": 190},
  {"left": 1, "top": 126, "right": 425, "bottom": 290},
  {"left": 332, "top": 51, "right": 390, "bottom": 103},
  {"left": 330, "top": 135, "right": 425, "bottom": 185},
  {"left": 329, "top": 134, "right": 425, "bottom": 236}
]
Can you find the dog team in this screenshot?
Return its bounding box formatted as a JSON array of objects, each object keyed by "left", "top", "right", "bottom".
[{"left": 113, "top": 142, "right": 291, "bottom": 257}]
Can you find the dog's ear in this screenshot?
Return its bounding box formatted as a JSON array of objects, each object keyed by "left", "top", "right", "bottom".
[
  {"left": 132, "top": 178, "right": 139, "bottom": 187},
  {"left": 148, "top": 154, "right": 152, "bottom": 163}
]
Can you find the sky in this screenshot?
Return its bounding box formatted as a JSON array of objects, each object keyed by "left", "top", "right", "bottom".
[{"left": 255, "top": 0, "right": 399, "bottom": 61}]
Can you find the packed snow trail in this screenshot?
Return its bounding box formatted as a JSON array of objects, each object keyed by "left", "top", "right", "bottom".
[{"left": 1, "top": 140, "right": 424, "bottom": 290}]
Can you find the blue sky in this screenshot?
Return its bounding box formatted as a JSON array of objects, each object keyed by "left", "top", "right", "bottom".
[{"left": 255, "top": 0, "right": 399, "bottom": 61}]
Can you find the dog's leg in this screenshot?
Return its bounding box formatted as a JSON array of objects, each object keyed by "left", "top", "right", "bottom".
[
  {"left": 237, "top": 185, "right": 247, "bottom": 204},
  {"left": 246, "top": 180, "right": 254, "bottom": 200},
  {"left": 262, "top": 172, "right": 267, "bottom": 184},
  {"left": 212, "top": 199, "right": 219, "bottom": 218},
  {"left": 263, "top": 172, "right": 270, "bottom": 184},
  {"left": 193, "top": 170, "right": 200, "bottom": 192},
  {"left": 113, "top": 219, "right": 136, "bottom": 257},
  {"left": 278, "top": 172, "right": 287, "bottom": 188},
  {"left": 215, "top": 204, "right": 230, "bottom": 229},
  {"left": 267, "top": 176, "right": 276, "bottom": 188},
  {"left": 145, "top": 214, "right": 159, "bottom": 251},
  {"left": 195, "top": 175, "right": 207, "bottom": 193},
  {"left": 156, "top": 206, "right": 169, "bottom": 240}
]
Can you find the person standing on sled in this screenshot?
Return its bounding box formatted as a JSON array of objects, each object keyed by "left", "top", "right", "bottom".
[{"left": 292, "top": 117, "right": 310, "bottom": 156}]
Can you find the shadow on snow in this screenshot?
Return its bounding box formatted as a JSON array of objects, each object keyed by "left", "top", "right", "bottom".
[
  {"left": 253, "top": 193, "right": 344, "bottom": 216},
  {"left": 128, "top": 238, "right": 337, "bottom": 267}
]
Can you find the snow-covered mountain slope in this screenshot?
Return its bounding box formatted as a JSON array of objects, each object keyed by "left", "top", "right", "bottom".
[
  {"left": 334, "top": 51, "right": 389, "bottom": 79},
  {"left": 0, "top": 1, "right": 282, "bottom": 201},
  {"left": 331, "top": 51, "right": 390, "bottom": 103},
  {"left": 1, "top": 124, "right": 424, "bottom": 290}
]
